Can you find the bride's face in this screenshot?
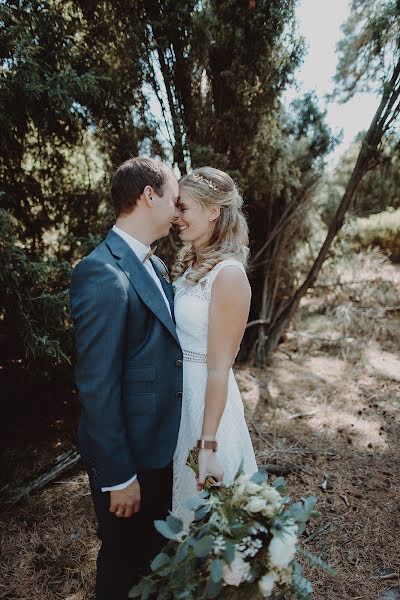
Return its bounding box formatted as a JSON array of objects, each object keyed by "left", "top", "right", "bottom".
[{"left": 176, "top": 188, "right": 219, "bottom": 248}]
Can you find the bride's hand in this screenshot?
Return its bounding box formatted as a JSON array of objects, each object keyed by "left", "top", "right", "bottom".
[{"left": 197, "top": 449, "right": 224, "bottom": 491}]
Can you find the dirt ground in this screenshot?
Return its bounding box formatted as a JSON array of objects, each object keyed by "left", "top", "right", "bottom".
[{"left": 0, "top": 250, "right": 399, "bottom": 600}]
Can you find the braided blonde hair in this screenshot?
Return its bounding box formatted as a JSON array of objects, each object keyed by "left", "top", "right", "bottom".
[{"left": 171, "top": 167, "right": 249, "bottom": 285}]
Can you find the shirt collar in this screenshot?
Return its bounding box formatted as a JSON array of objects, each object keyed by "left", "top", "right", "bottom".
[{"left": 112, "top": 225, "right": 151, "bottom": 263}]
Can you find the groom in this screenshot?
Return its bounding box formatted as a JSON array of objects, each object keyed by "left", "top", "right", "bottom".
[{"left": 70, "top": 157, "right": 183, "bottom": 600}]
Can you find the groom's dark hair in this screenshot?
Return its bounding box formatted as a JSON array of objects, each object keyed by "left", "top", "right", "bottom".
[{"left": 111, "top": 156, "right": 169, "bottom": 216}]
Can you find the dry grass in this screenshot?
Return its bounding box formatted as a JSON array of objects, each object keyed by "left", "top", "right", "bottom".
[
  {"left": 0, "top": 474, "right": 98, "bottom": 600},
  {"left": 0, "top": 250, "right": 399, "bottom": 600}
]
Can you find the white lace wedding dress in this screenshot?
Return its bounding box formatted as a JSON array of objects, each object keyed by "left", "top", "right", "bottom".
[{"left": 172, "top": 259, "right": 258, "bottom": 529}]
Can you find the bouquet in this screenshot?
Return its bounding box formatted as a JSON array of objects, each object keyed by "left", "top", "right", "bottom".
[{"left": 130, "top": 452, "right": 334, "bottom": 599}]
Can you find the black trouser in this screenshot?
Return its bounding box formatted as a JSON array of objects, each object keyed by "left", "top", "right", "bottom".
[{"left": 89, "top": 462, "right": 173, "bottom": 600}]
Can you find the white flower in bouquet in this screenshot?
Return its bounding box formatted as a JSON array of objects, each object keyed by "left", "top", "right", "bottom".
[
  {"left": 261, "top": 486, "right": 282, "bottom": 505},
  {"left": 245, "top": 480, "right": 263, "bottom": 495},
  {"left": 258, "top": 572, "right": 277, "bottom": 597},
  {"left": 244, "top": 496, "right": 267, "bottom": 514},
  {"left": 213, "top": 535, "right": 226, "bottom": 555},
  {"left": 236, "top": 473, "right": 251, "bottom": 486},
  {"left": 268, "top": 523, "right": 298, "bottom": 569},
  {"left": 259, "top": 486, "right": 284, "bottom": 517},
  {"left": 232, "top": 473, "right": 251, "bottom": 502},
  {"left": 221, "top": 551, "right": 250, "bottom": 586}
]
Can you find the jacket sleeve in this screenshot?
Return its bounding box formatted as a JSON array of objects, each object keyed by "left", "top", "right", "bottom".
[{"left": 70, "top": 257, "right": 136, "bottom": 487}]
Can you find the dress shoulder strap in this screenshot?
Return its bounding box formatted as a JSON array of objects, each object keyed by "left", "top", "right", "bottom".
[{"left": 205, "top": 259, "right": 246, "bottom": 287}]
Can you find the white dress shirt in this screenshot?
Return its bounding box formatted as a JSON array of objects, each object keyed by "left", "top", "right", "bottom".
[{"left": 101, "top": 225, "right": 172, "bottom": 492}]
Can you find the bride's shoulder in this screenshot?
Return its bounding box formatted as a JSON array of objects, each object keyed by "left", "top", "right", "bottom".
[{"left": 209, "top": 258, "right": 247, "bottom": 279}]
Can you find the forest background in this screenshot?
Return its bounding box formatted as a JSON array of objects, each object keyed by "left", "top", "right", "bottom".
[{"left": 0, "top": 1, "right": 399, "bottom": 599}]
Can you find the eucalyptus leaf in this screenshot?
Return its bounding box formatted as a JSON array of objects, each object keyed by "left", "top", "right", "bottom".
[
  {"left": 273, "top": 476, "right": 286, "bottom": 490},
  {"left": 194, "top": 504, "right": 211, "bottom": 521},
  {"left": 206, "top": 577, "right": 222, "bottom": 599},
  {"left": 223, "top": 541, "right": 236, "bottom": 565},
  {"left": 210, "top": 559, "right": 223, "bottom": 583},
  {"left": 292, "top": 561, "right": 313, "bottom": 600},
  {"left": 251, "top": 470, "right": 268, "bottom": 484},
  {"left": 185, "top": 495, "right": 207, "bottom": 511},
  {"left": 175, "top": 538, "right": 190, "bottom": 563},
  {"left": 303, "top": 496, "right": 317, "bottom": 515},
  {"left": 128, "top": 583, "right": 142, "bottom": 598},
  {"left": 193, "top": 535, "right": 214, "bottom": 557},
  {"left": 166, "top": 514, "right": 184, "bottom": 534},
  {"left": 298, "top": 546, "right": 336, "bottom": 575},
  {"left": 286, "top": 502, "right": 306, "bottom": 522},
  {"left": 154, "top": 520, "right": 179, "bottom": 541},
  {"left": 150, "top": 552, "right": 171, "bottom": 572}
]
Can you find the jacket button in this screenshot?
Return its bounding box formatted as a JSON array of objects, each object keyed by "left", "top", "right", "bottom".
[
  {"left": 176, "top": 391, "right": 183, "bottom": 400},
  {"left": 175, "top": 359, "right": 183, "bottom": 367}
]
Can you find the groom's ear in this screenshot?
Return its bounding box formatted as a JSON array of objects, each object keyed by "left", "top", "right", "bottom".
[{"left": 141, "top": 185, "right": 155, "bottom": 207}]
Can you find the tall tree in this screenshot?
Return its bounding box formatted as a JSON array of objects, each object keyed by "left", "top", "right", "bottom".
[
  {"left": 142, "top": 0, "right": 336, "bottom": 363},
  {"left": 0, "top": 0, "right": 158, "bottom": 371},
  {"left": 262, "top": 0, "right": 400, "bottom": 361},
  {"left": 0, "top": 0, "right": 156, "bottom": 255}
]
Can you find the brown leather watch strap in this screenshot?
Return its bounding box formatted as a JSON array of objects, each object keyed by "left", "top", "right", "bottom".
[{"left": 196, "top": 439, "right": 218, "bottom": 452}]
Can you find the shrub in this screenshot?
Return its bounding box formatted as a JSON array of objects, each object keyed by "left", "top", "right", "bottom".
[
  {"left": 0, "top": 209, "right": 73, "bottom": 377},
  {"left": 350, "top": 208, "right": 400, "bottom": 254}
]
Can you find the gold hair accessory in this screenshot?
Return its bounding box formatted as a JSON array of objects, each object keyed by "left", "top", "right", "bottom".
[{"left": 192, "top": 173, "right": 221, "bottom": 192}]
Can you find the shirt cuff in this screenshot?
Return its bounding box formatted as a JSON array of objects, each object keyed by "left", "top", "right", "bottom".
[{"left": 101, "top": 474, "right": 137, "bottom": 492}]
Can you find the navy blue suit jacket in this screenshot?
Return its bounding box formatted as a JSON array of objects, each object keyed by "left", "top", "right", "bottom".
[{"left": 70, "top": 230, "right": 183, "bottom": 489}]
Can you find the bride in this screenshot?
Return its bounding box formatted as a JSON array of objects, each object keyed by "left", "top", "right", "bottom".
[{"left": 171, "top": 167, "right": 258, "bottom": 528}]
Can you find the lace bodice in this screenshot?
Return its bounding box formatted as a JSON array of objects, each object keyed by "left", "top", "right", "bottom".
[{"left": 173, "top": 259, "right": 246, "bottom": 354}]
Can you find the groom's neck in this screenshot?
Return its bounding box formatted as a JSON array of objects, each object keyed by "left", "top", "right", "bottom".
[{"left": 115, "top": 215, "right": 157, "bottom": 247}]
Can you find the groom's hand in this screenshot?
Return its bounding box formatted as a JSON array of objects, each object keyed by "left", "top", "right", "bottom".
[{"left": 109, "top": 479, "right": 141, "bottom": 518}]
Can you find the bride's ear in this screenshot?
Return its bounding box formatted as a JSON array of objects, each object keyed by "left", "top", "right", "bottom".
[{"left": 208, "top": 206, "right": 220, "bottom": 222}]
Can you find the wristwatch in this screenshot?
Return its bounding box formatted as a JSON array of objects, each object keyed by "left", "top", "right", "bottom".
[{"left": 196, "top": 439, "right": 218, "bottom": 452}]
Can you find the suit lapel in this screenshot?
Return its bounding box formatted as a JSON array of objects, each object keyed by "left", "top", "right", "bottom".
[
  {"left": 105, "top": 230, "right": 179, "bottom": 344},
  {"left": 150, "top": 258, "right": 175, "bottom": 320}
]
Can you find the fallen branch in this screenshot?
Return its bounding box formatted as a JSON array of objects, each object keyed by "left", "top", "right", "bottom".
[
  {"left": 304, "top": 522, "right": 331, "bottom": 544},
  {"left": 257, "top": 448, "right": 338, "bottom": 457},
  {"left": 288, "top": 331, "right": 354, "bottom": 343},
  {"left": 311, "top": 278, "right": 379, "bottom": 289},
  {"left": 258, "top": 463, "right": 300, "bottom": 475},
  {"left": 0, "top": 449, "right": 81, "bottom": 507},
  {"left": 277, "top": 347, "right": 293, "bottom": 359},
  {"left": 339, "top": 494, "right": 350, "bottom": 507},
  {"left": 370, "top": 573, "right": 399, "bottom": 581},
  {"left": 286, "top": 410, "right": 317, "bottom": 420}
]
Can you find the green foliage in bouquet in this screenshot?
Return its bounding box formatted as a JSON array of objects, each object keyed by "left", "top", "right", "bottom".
[{"left": 130, "top": 465, "right": 334, "bottom": 600}]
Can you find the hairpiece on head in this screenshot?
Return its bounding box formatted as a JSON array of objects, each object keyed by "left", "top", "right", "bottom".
[{"left": 192, "top": 173, "right": 221, "bottom": 192}]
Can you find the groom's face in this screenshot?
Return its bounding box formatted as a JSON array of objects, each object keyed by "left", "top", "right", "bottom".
[{"left": 151, "top": 172, "right": 180, "bottom": 238}]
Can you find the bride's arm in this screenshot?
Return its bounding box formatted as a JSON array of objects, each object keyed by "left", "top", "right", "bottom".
[{"left": 197, "top": 266, "right": 251, "bottom": 487}]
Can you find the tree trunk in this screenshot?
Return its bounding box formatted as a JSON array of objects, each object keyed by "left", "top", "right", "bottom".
[{"left": 257, "top": 58, "right": 400, "bottom": 362}]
